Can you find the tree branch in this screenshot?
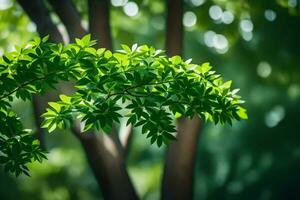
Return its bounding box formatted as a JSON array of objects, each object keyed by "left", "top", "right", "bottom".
[
  {"left": 47, "top": 0, "right": 87, "bottom": 41},
  {"left": 88, "top": 0, "right": 113, "bottom": 49},
  {"left": 17, "top": 1, "right": 138, "bottom": 199},
  {"left": 161, "top": 0, "right": 202, "bottom": 199},
  {"left": 164, "top": 0, "right": 183, "bottom": 56},
  {"left": 162, "top": 117, "right": 201, "bottom": 200},
  {"left": 17, "top": 0, "right": 63, "bottom": 42},
  {"left": 71, "top": 123, "right": 139, "bottom": 200},
  {"left": 17, "top": 0, "right": 64, "bottom": 149},
  {"left": 87, "top": 0, "right": 136, "bottom": 157},
  {"left": 119, "top": 123, "right": 133, "bottom": 157}
]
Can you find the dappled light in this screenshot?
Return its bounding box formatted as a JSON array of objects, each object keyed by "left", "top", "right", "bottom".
[
  {"left": 257, "top": 61, "right": 272, "bottom": 78},
  {"left": 190, "top": 0, "right": 206, "bottom": 7},
  {"left": 264, "top": 9, "right": 277, "bottom": 21},
  {"left": 203, "top": 31, "right": 229, "bottom": 53},
  {"left": 264, "top": 105, "right": 285, "bottom": 128},
  {"left": 0, "top": 0, "right": 299, "bottom": 200},
  {"left": 123, "top": 1, "right": 139, "bottom": 17},
  {"left": 183, "top": 11, "right": 197, "bottom": 28},
  {"left": 221, "top": 11, "right": 234, "bottom": 24},
  {"left": 209, "top": 5, "right": 222, "bottom": 21}
]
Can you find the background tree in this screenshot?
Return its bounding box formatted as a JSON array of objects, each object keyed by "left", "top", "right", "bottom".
[{"left": 1, "top": 0, "right": 300, "bottom": 200}]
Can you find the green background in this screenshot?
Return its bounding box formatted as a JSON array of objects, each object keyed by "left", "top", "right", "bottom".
[{"left": 0, "top": 0, "right": 299, "bottom": 199}]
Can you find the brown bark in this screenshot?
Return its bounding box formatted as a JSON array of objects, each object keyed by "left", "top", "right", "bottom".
[
  {"left": 88, "top": 0, "right": 113, "bottom": 49},
  {"left": 72, "top": 125, "right": 139, "bottom": 200},
  {"left": 162, "top": 0, "right": 202, "bottom": 199},
  {"left": 17, "top": 0, "right": 64, "bottom": 149},
  {"left": 87, "top": 0, "right": 134, "bottom": 157},
  {"left": 162, "top": 117, "right": 201, "bottom": 200},
  {"left": 47, "top": 0, "right": 87, "bottom": 41},
  {"left": 84, "top": 1, "right": 139, "bottom": 197},
  {"left": 18, "top": 1, "right": 138, "bottom": 199},
  {"left": 164, "top": 0, "right": 183, "bottom": 56},
  {"left": 17, "top": 0, "right": 63, "bottom": 42}
]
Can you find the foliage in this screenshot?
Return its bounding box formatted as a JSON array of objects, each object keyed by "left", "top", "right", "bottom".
[{"left": 0, "top": 34, "right": 246, "bottom": 176}]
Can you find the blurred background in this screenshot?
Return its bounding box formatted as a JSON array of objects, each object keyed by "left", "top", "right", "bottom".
[{"left": 0, "top": 0, "right": 300, "bottom": 199}]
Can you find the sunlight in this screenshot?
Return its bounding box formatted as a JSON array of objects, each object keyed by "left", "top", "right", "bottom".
[
  {"left": 27, "top": 22, "right": 37, "bottom": 32},
  {"left": 213, "top": 34, "right": 228, "bottom": 50},
  {"left": 240, "top": 19, "right": 254, "bottom": 32},
  {"left": 264, "top": 9, "right": 277, "bottom": 22},
  {"left": 288, "top": 0, "right": 298, "bottom": 7},
  {"left": 111, "top": 0, "right": 128, "bottom": 7},
  {"left": 265, "top": 105, "right": 285, "bottom": 128},
  {"left": 204, "top": 30, "right": 216, "bottom": 47},
  {"left": 0, "top": 0, "right": 12, "bottom": 10},
  {"left": 222, "top": 11, "right": 234, "bottom": 24},
  {"left": 257, "top": 61, "right": 272, "bottom": 78},
  {"left": 123, "top": 1, "right": 139, "bottom": 17},
  {"left": 183, "top": 11, "right": 197, "bottom": 27},
  {"left": 191, "top": 0, "right": 206, "bottom": 7},
  {"left": 209, "top": 5, "right": 222, "bottom": 21}
]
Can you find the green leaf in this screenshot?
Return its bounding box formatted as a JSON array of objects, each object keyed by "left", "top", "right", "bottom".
[
  {"left": 196, "top": 62, "right": 212, "bottom": 74},
  {"left": 237, "top": 108, "right": 248, "bottom": 119},
  {"left": 170, "top": 56, "right": 182, "bottom": 65},
  {"left": 3, "top": 55, "right": 11, "bottom": 64},
  {"left": 82, "top": 34, "right": 91, "bottom": 45},
  {"left": 0, "top": 35, "right": 248, "bottom": 176},
  {"left": 163, "top": 132, "right": 177, "bottom": 141},
  {"left": 104, "top": 50, "right": 112, "bottom": 58},
  {"left": 48, "top": 102, "right": 61, "bottom": 113},
  {"left": 48, "top": 120, "right": 57, "bottom": 133},
  {"left": 59, "top": 94, "right": 71, "bottom": 104},
  {"left": 121, "top": 44, "right": 131, "bottom": 53},
  {"left": 157, "top": 135, "right": 163, "bottom": 147},
  {"left": 75, "top": 38, "right": 84, "bottom": 47},
  {"left": 222, "top": 80, "right": 232, "bottom": 89}
]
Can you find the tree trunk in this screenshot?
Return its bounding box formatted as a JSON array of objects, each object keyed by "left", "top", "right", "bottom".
[
  {"left": 162, "top": 0, "right": 202, "bottom": 199},
  {"left": 17, "top": 1, "right": 139, "bottom": 199},
  {"left": 47, "top": 0, "right": 87, "bottom": 41},
  {"left": 17, "top": 0, "right": 63, "bottom": 42},
  {"left": 162, "top": 117, "right": 201, "bottom": 200},
  {"left": 75, "top": 1, "right": 138, "bottom": 199},
  {"left": 17, "top": 0, "right": 64, "bottom": 149},
  {"left": 164, "top": 0, "right": 183, "bottom": 56},
  {"left": 88, "top": 0, "right": 113, "bottom": 49},
  {"left": 72, "top": 125, "right": 139, "bottom": 200}
]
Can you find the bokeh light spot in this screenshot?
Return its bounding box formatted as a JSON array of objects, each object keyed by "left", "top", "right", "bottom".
[
  {"left": 288, "top": 0, "right": 297, "bottom": 7},
  {"left": 204, "top": 30, "right": 216, "bottom": 47},
  {"left": 257, "top": 61, "right": 272, "bottom": 78},
  {"left": 240, "top": 19, "right": 254, "bottom": 32},
  {"left": 190, "top": 0, "right": 206, "bottom": 7},
  {"left": 0, "top": 0, "right": 12, "bottom": 10},
  {"left": 27, "top": 22, "right": 37, "bottom": 32},
  {"left": 265, "top": 105, "right": 285, "bottom": 128},
  {"left": 204, "top": 31, "right": 229, "bottom": 54},
  {"left": 264, "top": 9, "right": 277, "bottom": 21},
  {"left": 183, "top": 11, "right": 197, "bottom": 27},
  {"left": 123, "top": 2, "right": 139, "bottom": 17},
  {"left": 111, "top": 0, "right": 128, "bottom": 7},
  {"left": 288, "top": 84, "right": 300, "bottom": 99},
  {"left": 213, "top": 34, "right": 228, "bottom": 50},
  {"left": 222, "top": 11, "right": 234, "bottom": 24},
  {"left": 209, "top": 5, "right": 222, "bottom": 21}
]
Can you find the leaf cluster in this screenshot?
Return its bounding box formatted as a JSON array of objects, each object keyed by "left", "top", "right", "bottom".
[{"left": 0, "top": 35, "right": 247, "bottom": 175}]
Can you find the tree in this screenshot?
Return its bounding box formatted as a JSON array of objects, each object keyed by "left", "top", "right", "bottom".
[{"left": 0, "top": 0, "right": 247, "bottom": 199}]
